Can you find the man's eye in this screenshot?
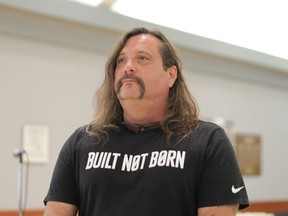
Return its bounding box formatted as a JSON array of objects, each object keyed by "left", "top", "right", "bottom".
[
  {"left": 117, "top": 57, "right": 125, "bottom": 65},
  {"left": 137, "top": 55, "right": 149, "bottom": 62}
]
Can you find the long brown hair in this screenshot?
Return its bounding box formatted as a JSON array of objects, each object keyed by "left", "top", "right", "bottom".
[{"left": 88, "top": 27, "right": 199, "bottom": 145}]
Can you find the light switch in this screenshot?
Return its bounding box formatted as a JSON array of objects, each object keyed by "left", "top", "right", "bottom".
[{"left": 23, "top": 124, "right": 49, "bottom": 164}]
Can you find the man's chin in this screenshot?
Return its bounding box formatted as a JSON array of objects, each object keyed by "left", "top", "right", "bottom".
[
  {"left": 116, "top": 84, "right": 145, "bottom": 99},
  {"left": 118, "top": 95, "right": 143, "bottom": 100},
  {"left": 117, "top": 91, "right": 144, "bottom": 100}
]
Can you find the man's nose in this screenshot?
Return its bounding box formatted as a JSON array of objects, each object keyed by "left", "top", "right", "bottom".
[{"left": 124, "top": 59, "right": 136, "bottom": 74}]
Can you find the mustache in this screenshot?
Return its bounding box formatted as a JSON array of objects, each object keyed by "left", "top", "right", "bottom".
[{"left": 115, "top": 73, "right": 146, "bottom": 98}]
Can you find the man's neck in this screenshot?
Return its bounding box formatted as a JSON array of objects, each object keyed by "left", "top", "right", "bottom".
[
  {"left": 121, "top": 121, "right": 161, "bottom": 133},
  {"left": 120, "top": 99, "right": 166, "bottom": 124}
]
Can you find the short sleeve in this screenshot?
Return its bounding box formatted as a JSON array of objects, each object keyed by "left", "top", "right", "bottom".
[
  {"left": 197, "top": 127, "right": 249, "bottom": 209},
  {"left": 44, "top": 128, "right": 82, "bottom": 206}
]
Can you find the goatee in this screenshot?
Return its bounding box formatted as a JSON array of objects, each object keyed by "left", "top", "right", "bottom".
[{"left": 115, "top": 73, "right": 145, "bottom": 99}]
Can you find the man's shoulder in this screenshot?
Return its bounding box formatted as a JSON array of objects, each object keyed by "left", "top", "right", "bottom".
[
  {"left": 72, "top": 124, "right": 89, "bottom": 137},
  {"left": 185, "top": 120, "right": 225, "bottom": 144},
  {"left": 197, "top": 120, "right": 222, "bottom": 132},
  {"left": 64, "top": 124, "right": 90, "bottom": 146}
]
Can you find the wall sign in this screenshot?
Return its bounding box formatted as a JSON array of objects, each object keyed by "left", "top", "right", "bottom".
[{"left": 236, "top": 134, "right": 261, "bottom": 175}]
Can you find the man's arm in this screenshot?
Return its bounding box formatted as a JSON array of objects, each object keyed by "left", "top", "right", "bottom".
[
  {"left": 198, "top": 204, "right": 239, "bottom": 216},
  {"left": 44, "top": 201, "right": 78, "bottom": 216}
]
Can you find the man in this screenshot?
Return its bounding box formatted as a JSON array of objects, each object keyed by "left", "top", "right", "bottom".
[{"left": 44, "top": 27, "right": 249, "bottom": 215}]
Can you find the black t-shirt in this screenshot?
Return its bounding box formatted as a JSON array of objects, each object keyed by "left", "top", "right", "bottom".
[{"left": 44, "top": 121, "right": 249, "bottom": 215}]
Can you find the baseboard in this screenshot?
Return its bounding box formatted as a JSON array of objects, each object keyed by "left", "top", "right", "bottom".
[
  {"left": 0, "top": 209, "right": 44, "bottom": 216},
  {"left": 241, "top": 200, "right": 288, "bottom": 213}
]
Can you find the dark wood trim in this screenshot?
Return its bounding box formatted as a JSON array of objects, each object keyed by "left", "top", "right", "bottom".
[
  {"left": 241, "top": 200, "right": 288, "bottom": 213},
  {"left": 0, "top": 209, "right": 44, "bottom": 216}
]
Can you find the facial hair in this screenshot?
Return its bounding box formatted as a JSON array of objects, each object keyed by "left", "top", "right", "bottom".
[{"left": 115, "top": 72, "right": 146, "bottom": 99}]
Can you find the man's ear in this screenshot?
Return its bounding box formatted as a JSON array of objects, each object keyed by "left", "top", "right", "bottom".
[{"left": 168, "top": 65, "right": 178, "bottom": 88}]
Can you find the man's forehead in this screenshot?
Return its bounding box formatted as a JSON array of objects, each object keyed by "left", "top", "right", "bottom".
[
  {"left": 120, "top": 34, "right": 161, "bottom": 53},
  {"left": 125, "top": 34, "right": 160, "bottom": 44}
]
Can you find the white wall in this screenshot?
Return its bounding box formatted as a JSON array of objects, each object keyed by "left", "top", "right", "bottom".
[
  {"left": 0, "top": 2, "right": 288, "bottom": 210},
  {"left": 0, "top": 33, "right": 105, "bottom": 209}
]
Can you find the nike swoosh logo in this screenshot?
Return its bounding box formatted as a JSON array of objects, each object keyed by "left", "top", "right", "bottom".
[{"left": 231, "top": 185, "right": 245, "bottom": 194}]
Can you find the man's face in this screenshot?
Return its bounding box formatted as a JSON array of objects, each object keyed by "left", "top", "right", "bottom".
[{"left": 114, "top": 34, "right": 176, "bottom": 102}]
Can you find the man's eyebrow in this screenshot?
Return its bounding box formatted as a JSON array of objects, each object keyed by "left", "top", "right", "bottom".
[
  {"left": 117, "top": 52, "right": 125, "bottom": 57},
  {"left": 118, "top": 50, "right": 151, "bottom": 57},
  {"left": 136, "top": 50, "right": 152, "bottom": 56}
]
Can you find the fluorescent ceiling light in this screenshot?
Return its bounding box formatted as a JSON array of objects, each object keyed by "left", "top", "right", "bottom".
[
  {"left": 66, "top": 0, "right": 288, "bottom": 61},
  {"left": 111, "top": 0, "right": 288, "bottom": 61},
  {"left": 67, "top": 0, "right": 103, "bottom": 7}
]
